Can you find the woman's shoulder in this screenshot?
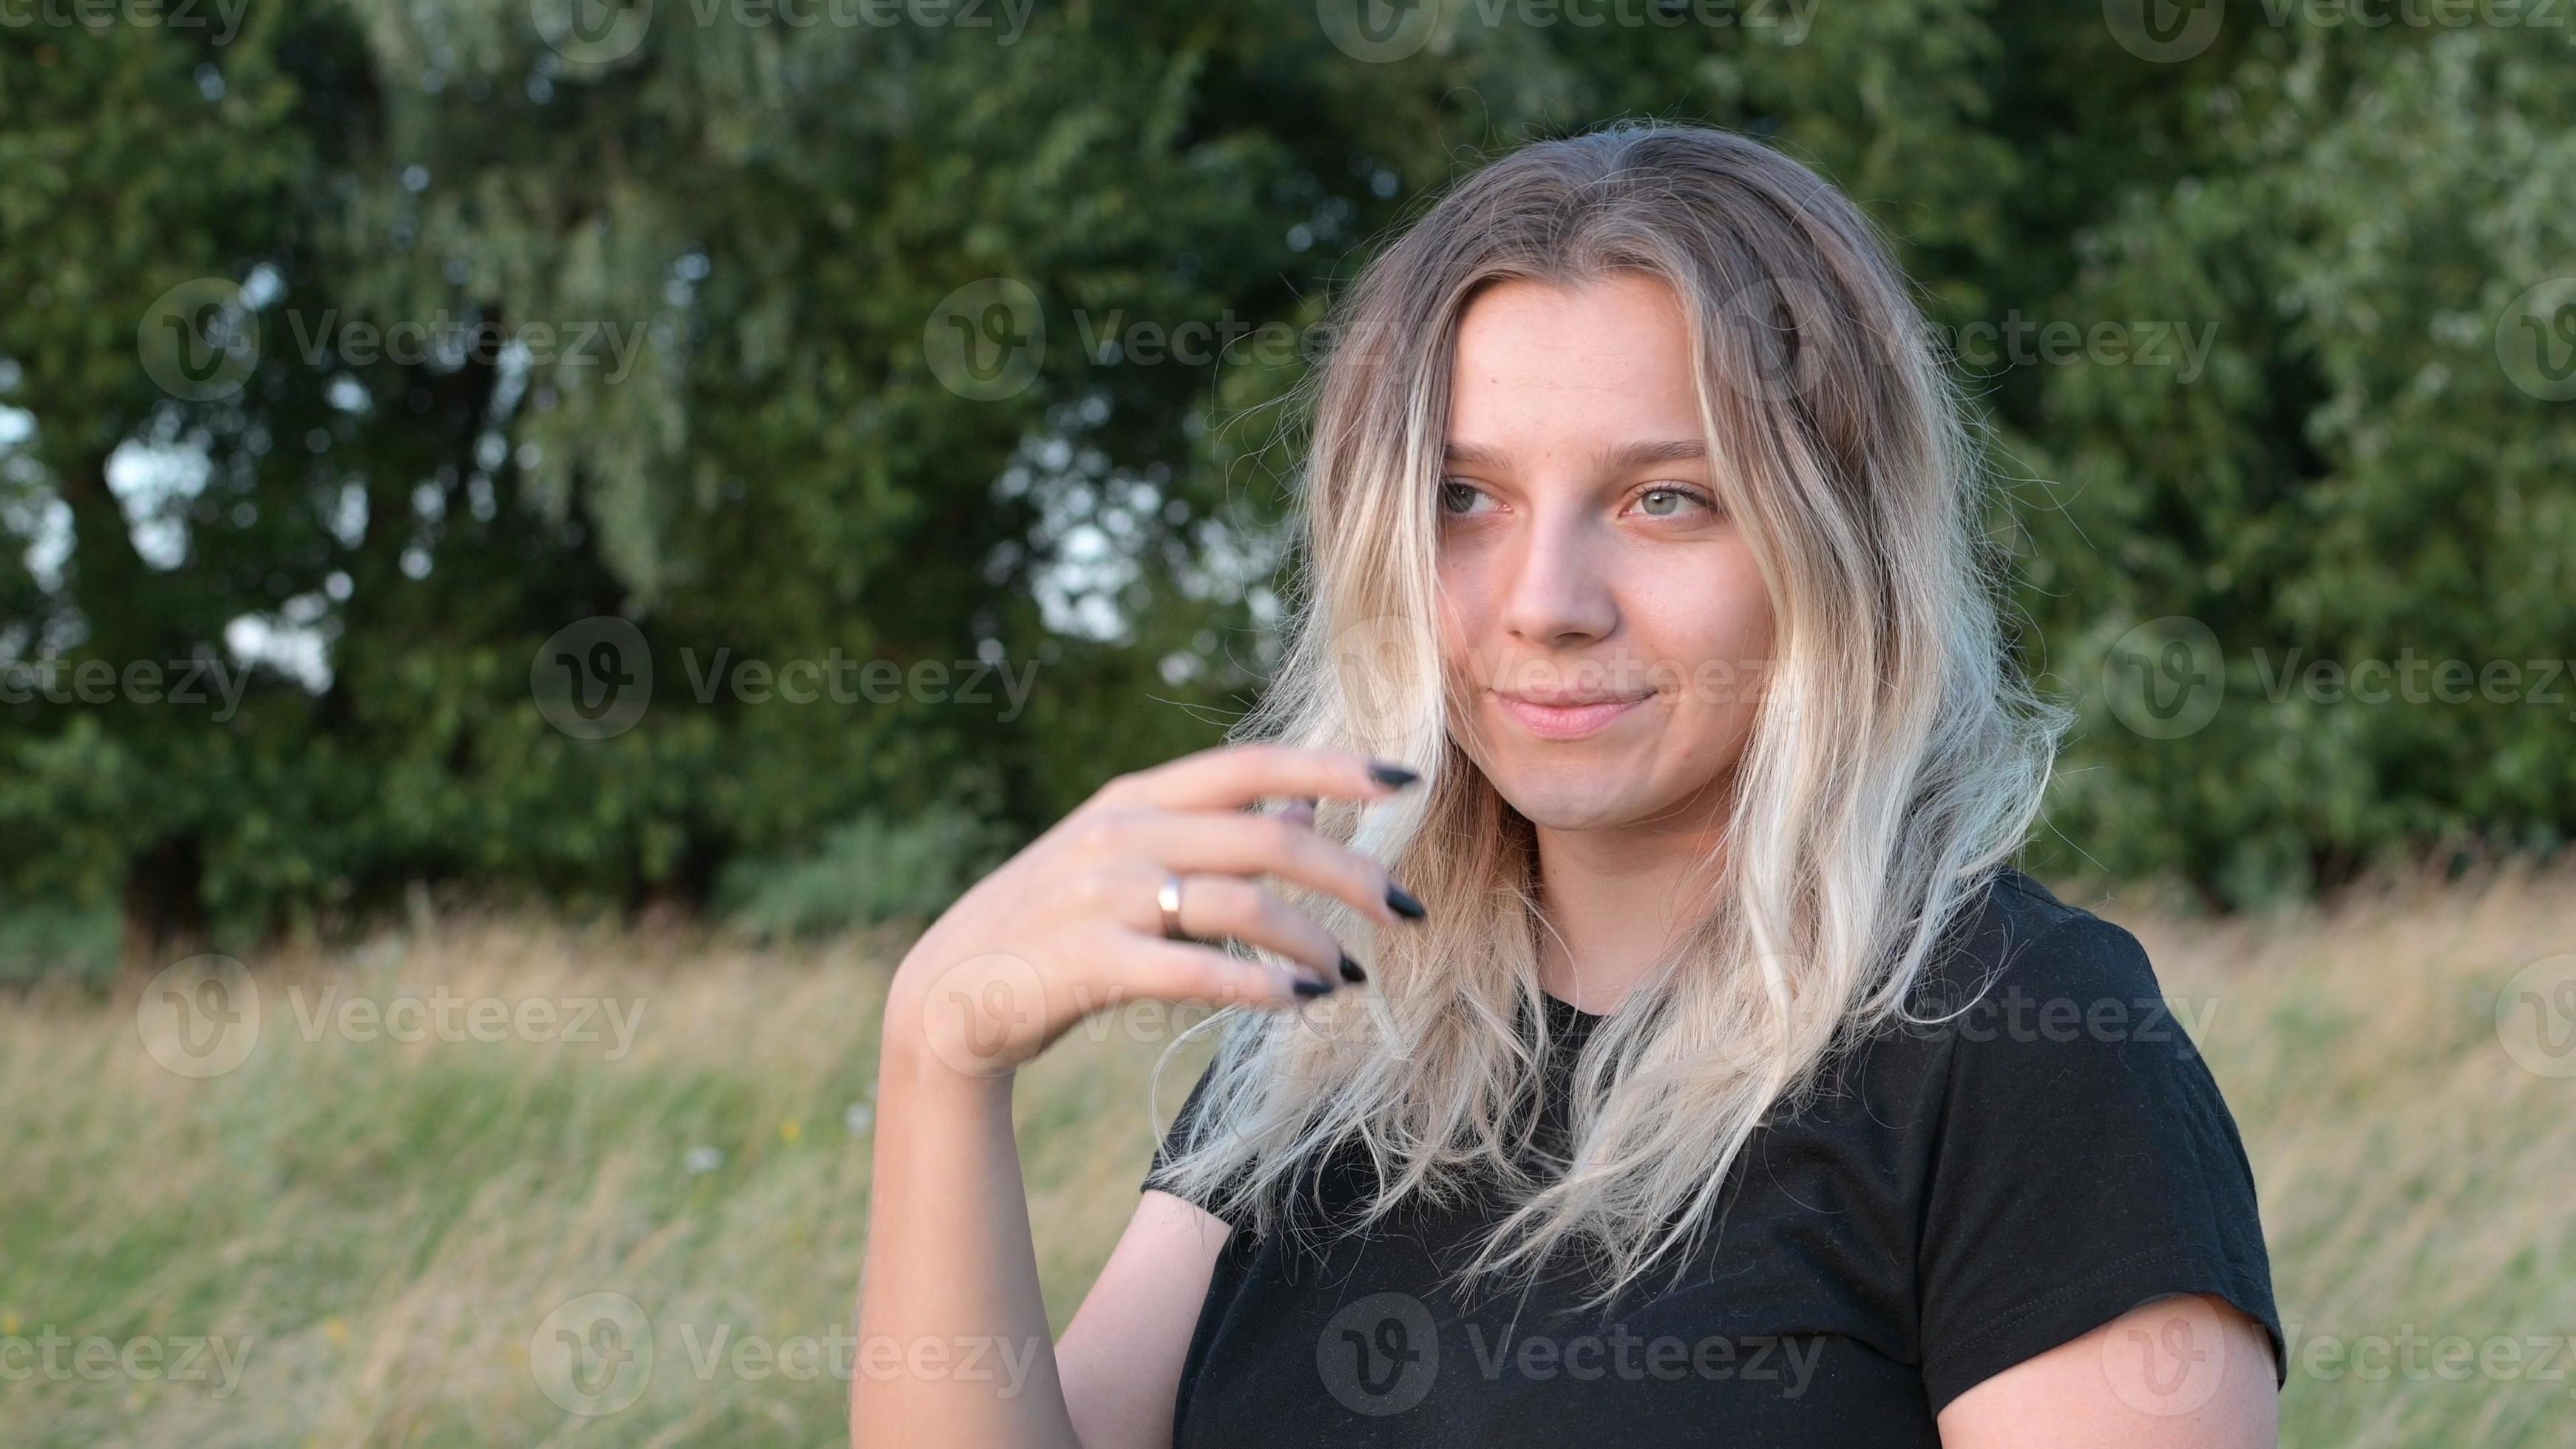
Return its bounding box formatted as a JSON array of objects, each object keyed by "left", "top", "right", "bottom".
[
  {"left": 1881, "top": 868, "right": 2283, "bottom": 1411},
  {"left": 1906, "top": 866, "right": 2173, "bottom": 1028},
  {"left": 1848, "top": 864, "right": 2233, "bottom": 1137}
]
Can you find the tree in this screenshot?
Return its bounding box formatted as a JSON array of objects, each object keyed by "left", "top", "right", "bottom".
[{"left": 7, "top": 3, "right": 2571, "bottom": 972}]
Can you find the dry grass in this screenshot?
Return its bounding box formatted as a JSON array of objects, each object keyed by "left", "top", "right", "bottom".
[
  {"left": 1, "top": 867, "right": 2570, "bottom": 1446},
  {"left": 2114, "top": 863, "right": 2576, "bottom": 1447}
]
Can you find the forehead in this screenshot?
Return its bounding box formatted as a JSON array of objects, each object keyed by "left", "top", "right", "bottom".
[{"left": 1445, "top": 274, "right": 1704, "bottom": 459}]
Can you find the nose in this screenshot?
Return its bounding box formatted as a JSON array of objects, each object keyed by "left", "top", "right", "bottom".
[{"left": 1497, "top": 501, "right": 1619, "bottom": 651}]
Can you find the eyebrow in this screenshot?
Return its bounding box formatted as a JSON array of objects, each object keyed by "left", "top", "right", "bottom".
[{"left": 1442, "top": 438, "right": 1709, "bottom": 471}]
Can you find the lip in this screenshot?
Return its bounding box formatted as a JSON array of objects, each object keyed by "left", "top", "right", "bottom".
[{"left": 1494, "top": 691, "right": 1650, "bottom": 742}]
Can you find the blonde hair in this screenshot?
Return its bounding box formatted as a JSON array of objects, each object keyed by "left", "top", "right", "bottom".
[{"left": 1149, "top": 121, "right": 2068, "bottom": 1316}]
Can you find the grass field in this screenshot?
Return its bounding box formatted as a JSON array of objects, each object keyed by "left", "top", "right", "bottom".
[{"left": 2, "top": 866, "right": 2572, "bottom": 1446}]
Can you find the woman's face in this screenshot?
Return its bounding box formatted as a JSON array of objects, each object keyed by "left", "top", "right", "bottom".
[{"left": 1435, "top": 273, "right": 1777, "bottom": 834}]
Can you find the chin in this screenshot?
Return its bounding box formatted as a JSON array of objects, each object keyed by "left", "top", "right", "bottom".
[{"left": 1490, "top": 770, "right": 1650, "bottom": 830}]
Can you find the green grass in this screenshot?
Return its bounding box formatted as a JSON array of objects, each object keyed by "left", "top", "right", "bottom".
[{"left": 1, "top": 867, "right": 2571, "bottom": 1445}]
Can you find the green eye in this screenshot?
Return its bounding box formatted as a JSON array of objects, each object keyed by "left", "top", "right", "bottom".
[
  {"left": 1439, "top": 480, "right": 1487, "bottom": 515},
  {"left": 1636, "top": 485, "right": 1717, "bottom": 519}
]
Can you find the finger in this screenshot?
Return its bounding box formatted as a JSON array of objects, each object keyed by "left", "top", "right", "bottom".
[
  {"left": 1109, "top": 742, "right": 1420, "bottom": 815},
  {"left": 1125, "top": 811, "right": 1417, "bottom": 931},
  {"left": 1278, "top": 795, "right": 1317, "bottom": 831},
  {"left": 1155, "top": 873, "right": 1354, "bottom": 984},
  {"left": 1105, "top": 933, "right": 1336, "bottom": 1010}
]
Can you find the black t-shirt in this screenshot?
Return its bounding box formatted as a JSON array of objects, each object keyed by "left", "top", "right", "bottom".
[{"left": 1139, "top": 869, "right": 2282, "bottom": 1445}]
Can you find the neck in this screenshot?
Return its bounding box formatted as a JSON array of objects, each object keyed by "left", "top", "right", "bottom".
[{"left": 1530, "top": 781, "right": 1731, "bottom": 1014}]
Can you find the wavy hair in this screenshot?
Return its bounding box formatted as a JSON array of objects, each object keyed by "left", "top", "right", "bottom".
[{"left": 1148, "top": 121, "right": 2069, "bottom": 1316}]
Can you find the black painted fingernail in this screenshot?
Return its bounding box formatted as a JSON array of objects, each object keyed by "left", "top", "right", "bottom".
[
  {"left": 1386, "top": 883, "right": 1426, "bottom": 921},
  {"left": 1293, "top": 976, "right": 1336, "bottom": 997},
  {"left": 1368, "top": 761, "right": 1420, "bottom": 790},
  {"left": 1339, "top": 951, "right": 1369, "bottom": 984}
]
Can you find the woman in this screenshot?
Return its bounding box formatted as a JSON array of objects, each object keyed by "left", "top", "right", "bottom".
[{"left": 853, "top": 121, "right": 2283, "bottom": 1447}]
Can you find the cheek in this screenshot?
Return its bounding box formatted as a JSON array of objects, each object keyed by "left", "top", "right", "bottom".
[
  {"left": 1706, "top": 545, "right": 1777, "bottom": 662},
  {"left": 1634, "top": 552, "right": 1773, "bottom": 671},
  {"left": 1434, "top": 553, "right": 1498, "bottom": 652},
  {"left": 1433, "top": 580, "right": 1480, "bottom": 707},
  {"left": 1715, "top": 580, "right": 1776, "bottom": 662},
  {"left": 1636, "top": 557, "right": 1773, "bottom": 743}
]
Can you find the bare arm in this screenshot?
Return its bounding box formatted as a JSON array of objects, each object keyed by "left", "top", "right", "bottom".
[
  {"left": 1056, "top": 1191, "right": 1234, "bottom": 1449},
  {"left": 852, "top": 1067, "right": 1227, "bottom": 1449},
  {"left": 849, "top": 1028, "right": 1080, "bottom": 1449},
  {"left": 1937, "top": 1294, "right": 2279, "bottom": 1448},
  {"left": 847, "top": 744, "right": 1423, "bottom": 1448}
]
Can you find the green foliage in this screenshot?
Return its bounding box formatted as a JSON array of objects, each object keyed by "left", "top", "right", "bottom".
[
  {"left": 0, "top": 900, "right": 118, "bottom": 990},
  {"left": 1, "top": 3, "right": 2571, "bottom": 964},
  {"left": 716, "top": 806, "right": 1012, "bottom": 942},
  {"left": 1999, "top": 24, "right": 2576, "bottom": 902}
]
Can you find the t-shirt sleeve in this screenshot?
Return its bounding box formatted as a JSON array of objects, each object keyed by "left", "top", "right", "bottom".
[{"left": 1915, "top": 910, "right": 2285, "bottom": 1414}]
